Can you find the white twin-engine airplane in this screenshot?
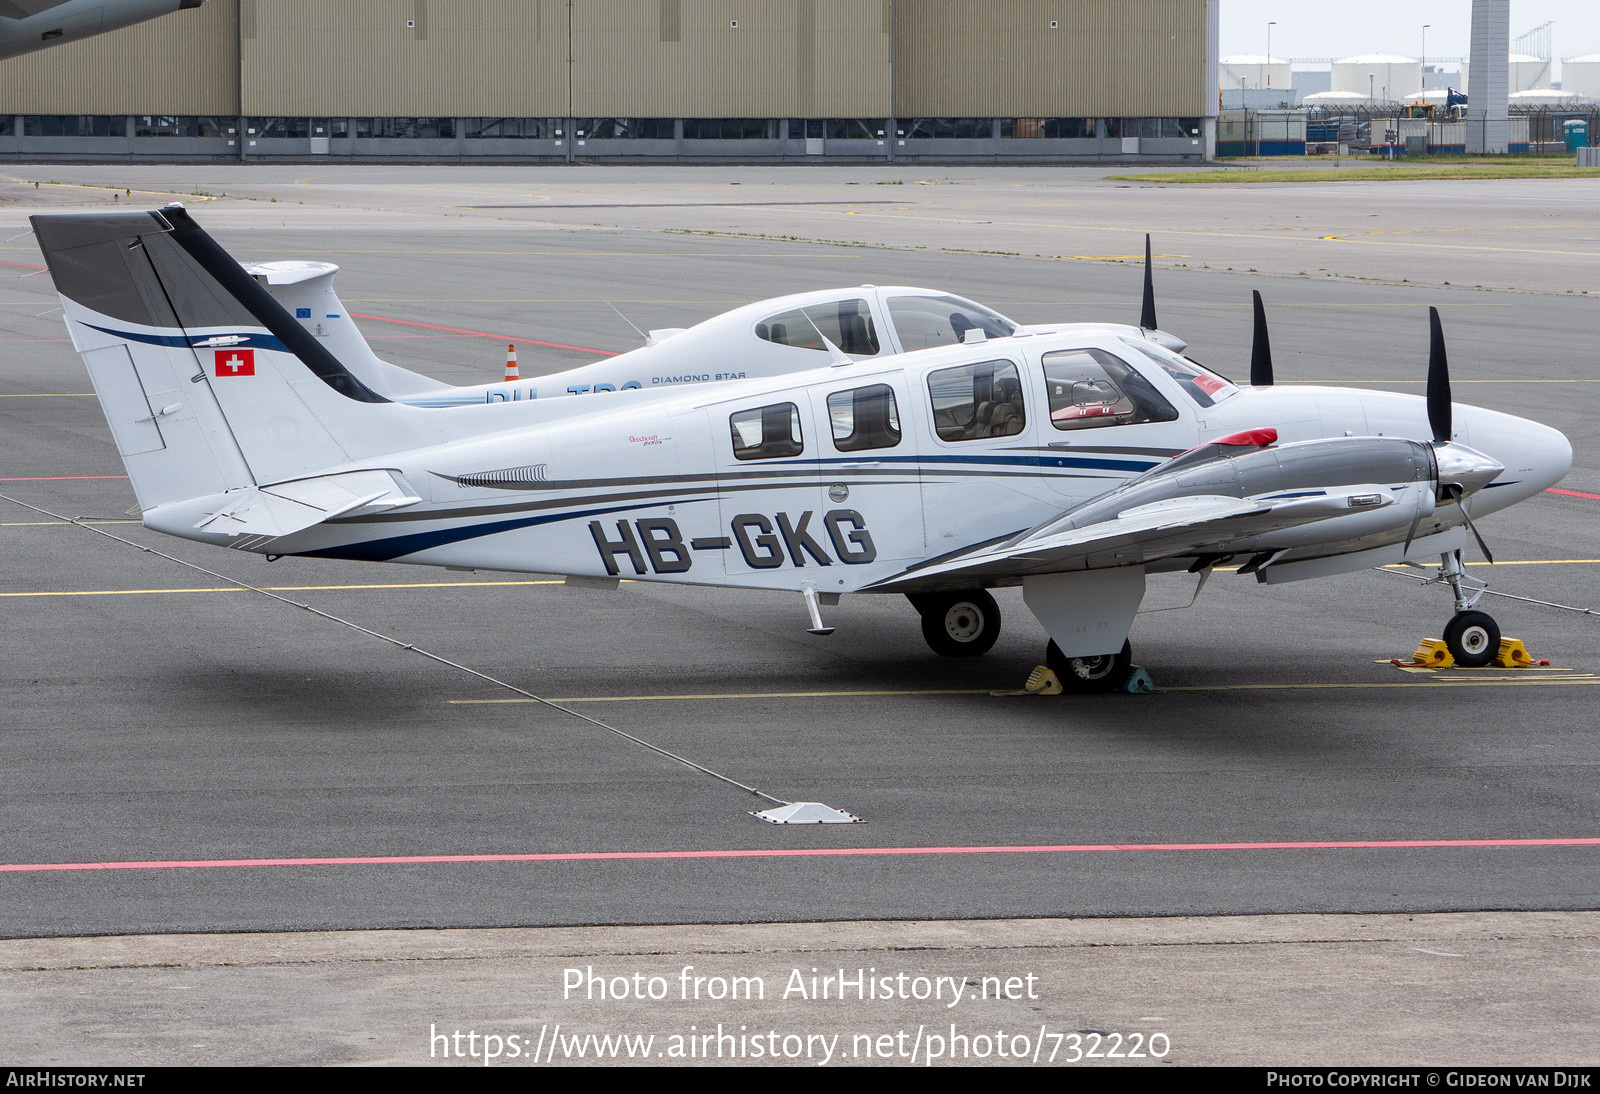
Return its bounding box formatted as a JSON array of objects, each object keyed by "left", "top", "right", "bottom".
[{"left": 32, "top": 206, "right": 1573, "bottom": 690}]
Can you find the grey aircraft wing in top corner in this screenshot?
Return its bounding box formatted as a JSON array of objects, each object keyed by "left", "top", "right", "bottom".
[{"left": 0, "top": 0, "right": 202, "bottom": 61}]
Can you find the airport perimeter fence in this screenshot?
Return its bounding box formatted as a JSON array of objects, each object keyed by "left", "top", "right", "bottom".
[
  {"left": 1220, "top": 105, "right": 1600, "bottom": 157},
  {"left": 0, "top": 115, "right": 1213, "bottom": 163}
]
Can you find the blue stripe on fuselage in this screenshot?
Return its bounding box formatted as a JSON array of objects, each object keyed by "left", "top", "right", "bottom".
[
  {"left": 85, "top": 323, "right": 288, "bottom": 353},
  {"left": 297, "top": 499, "right": 705, "bottom": 562}
]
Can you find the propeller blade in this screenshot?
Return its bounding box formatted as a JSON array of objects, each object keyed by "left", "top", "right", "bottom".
[
  {"left": 1140, "top": 233, "right": 1157, "bottom": 330},
  {"left": 1427, "top": 306, "right": 1452, "bottom": 444},
  {"left": 1250, "top": 290, "right": 1274, "bottom": 387},
  {"left": 1444, "top": 483, "right": 1495, "bottom": 564}
]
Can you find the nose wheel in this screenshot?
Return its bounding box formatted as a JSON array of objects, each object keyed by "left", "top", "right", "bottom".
[
  {"left": 1443, "top": 610, "right": 1500, "bottom": 667},
  {"left": 911, "top": 589, "right": 1001, "bottom": 657},
  {"left": 1424, "top": 550, "right": 1500, "bottom": 667},
  {"left": 1045, "top": 639, "right": 1134, "bottom": 693}
]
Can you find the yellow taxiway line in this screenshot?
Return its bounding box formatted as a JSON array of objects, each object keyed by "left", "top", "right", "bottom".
[
  {"left": 450, "top": 674, "right": 1600, "bottom": 704},
  {"left": 5, "top": 560, "right": 1594, "bottom": 597}
]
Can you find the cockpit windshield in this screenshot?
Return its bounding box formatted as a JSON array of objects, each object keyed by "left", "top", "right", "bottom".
[
  {"left": 1121, "top": 339, "right": 1239, "bottom": 408},
  {"left": 887, "top": 293, "right": 1017, "bottom": 351}
]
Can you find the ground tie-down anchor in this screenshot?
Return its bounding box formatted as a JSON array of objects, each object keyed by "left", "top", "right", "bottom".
[{"left": 751, "top": 801, "right": 863, "bottom": 824}]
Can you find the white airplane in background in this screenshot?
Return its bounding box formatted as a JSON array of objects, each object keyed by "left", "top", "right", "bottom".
[
  {"left": 240, "top": 250, "right": 1186, "bottom": 409},
  {"left": 31, "top": 206, "right": 1573, "bottom": 690},
  {"left": 0, "top": 0, "right": 202, "bottom": 60}
]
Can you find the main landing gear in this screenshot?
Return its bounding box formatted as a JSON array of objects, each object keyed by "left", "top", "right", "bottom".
[
  {"left": 1430, "top": 549, "right": 1500, "bottom": 668},
  {"left": 910, "top": 590, "right": 1136, "bottom": 691},
  {"left": 909, "top": 589, "right": 1001, "bottom": 657},
  {"left": 1046, "top": 639, "right": 1134, "bottom": 693}
]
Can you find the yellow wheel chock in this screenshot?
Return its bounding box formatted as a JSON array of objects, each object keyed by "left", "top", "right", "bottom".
[
  {"left": 1391, "top": 637, "right": 1549, "bottom": 670},
  {"left": 1491, "top": 638, "right": 1549, "bottom": 668},
  {"left": 994, "top": 664, "right": 1155, "bottom": 696},
  {"left": 1392, "top": 638, "right": 1454, "bottom": 668},
  {"left": 1023, "top": 666, "right": 1063, "bottom": 695}
]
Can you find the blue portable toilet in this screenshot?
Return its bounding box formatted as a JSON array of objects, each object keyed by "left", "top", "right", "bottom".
[{"left": 1564, "top": 119, "right": 1589, "bottom": 153}]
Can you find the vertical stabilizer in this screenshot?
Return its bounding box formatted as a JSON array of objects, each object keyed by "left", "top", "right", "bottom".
[
  {"left": 31, "top": 205, "right": 429, "bottom": 511},
  {"left": 30, "top": 209, "right": 256, "bottom": 510}
]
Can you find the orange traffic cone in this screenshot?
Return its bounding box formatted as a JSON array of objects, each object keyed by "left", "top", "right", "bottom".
[{"left": 503, "top": 343, "right": 519, "bottom": 382}]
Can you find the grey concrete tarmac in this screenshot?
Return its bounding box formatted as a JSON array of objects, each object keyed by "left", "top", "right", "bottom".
[
  {"left": 3, "top": 913, "right": 1597, "bottom": 1067},
  {"left": 0, "top": 167, "right": 1596, "bottom": 1063}
]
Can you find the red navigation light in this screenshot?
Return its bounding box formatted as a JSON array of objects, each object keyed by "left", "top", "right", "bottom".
[{"left": 1215, "top": 428, "right": 1278, "bottom": 447}]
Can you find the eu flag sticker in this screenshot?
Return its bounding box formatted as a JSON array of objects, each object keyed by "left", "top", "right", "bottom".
[{"left": 296, "top": 307, "right": 312, "bottom": 318}]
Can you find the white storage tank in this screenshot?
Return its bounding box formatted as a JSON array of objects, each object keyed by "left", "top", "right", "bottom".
[
  {"left": 1302, "top": 90, "right": 1376, "bottom": 107},
  {"left": 1331, "top": 54, "right": 1422, "bottom": 102},
  {"left": 1460, "top": 53, "right": 1553, "bottom": 93},
  {"left": 1559, "top": 54, "right": 1600, "bottom": 100},
  {"left": 1509, "top": 88, "right": 1590, "bottom": 107},
  {"left": 1220, "top": 54, "right": 1292, "bottom": 91}
]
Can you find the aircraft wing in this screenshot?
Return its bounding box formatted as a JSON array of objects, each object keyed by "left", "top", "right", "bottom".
[
  {"left": 0, "top": 1, "right": 72, "bottom": 17},
  {"left": 189, "top": 469, "right": 421, "bottom": 543},
  {"left": 869, "top": 486, "right": 1400, "bottom": 591}
]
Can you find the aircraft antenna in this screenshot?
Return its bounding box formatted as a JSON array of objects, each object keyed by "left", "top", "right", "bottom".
[
  {"left": 799, "top": 307, "right": 852, "bottom": 364},
  {"left": 602, "top": 299, "right": 648, "bottom": 341}
]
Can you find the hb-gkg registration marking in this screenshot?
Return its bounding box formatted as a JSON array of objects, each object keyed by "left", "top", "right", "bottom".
[{"left": 589, "top": 511, "right": 877, "bottom": 576}]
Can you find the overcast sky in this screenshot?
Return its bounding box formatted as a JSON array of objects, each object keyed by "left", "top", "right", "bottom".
[{"left": 1219, "top": 1, "right": 1600, "bottom": 65}]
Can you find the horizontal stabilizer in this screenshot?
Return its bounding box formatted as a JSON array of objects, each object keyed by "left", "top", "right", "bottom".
[{"left": 192, "top": 469, "right": 420, "bottom": 541}]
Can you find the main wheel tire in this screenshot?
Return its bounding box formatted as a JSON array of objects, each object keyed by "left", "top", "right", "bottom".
[
  {"left": 917, "top": 589, "right": 1002, "bottom": 657},
  {"left": 1443, "top": 610, "right": 1500, "bottom": 668},
  {"left": 1046, "top": 639, "right": 1134, "bottom": 693}
]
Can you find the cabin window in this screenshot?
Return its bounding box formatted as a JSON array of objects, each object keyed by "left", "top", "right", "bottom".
[
  {"left": 926, "top": 360, "right": 1026, "bottom": 442},
  {"left": 888, "top": 294, "right": 1016, "bottom": 351},
  {"left": 827, "top": 384, "right": 902, "bottom": 452},
  {"left": 1042, "top": 348, "right": 1179, "bottom": 431},
  {"left": 755, "top": 299, "right": 880, "bottom": 356},
  {"left": 730, "top": 402, "right": 804, "bottom": 460}
]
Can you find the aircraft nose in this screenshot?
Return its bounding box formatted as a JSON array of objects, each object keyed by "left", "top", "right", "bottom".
[
  {"left": 1509, "top": 420, "right": 1573, "bottom": 493},
  {"left": 1465, "top": 416, "right": 1572, "bottom": 508}
]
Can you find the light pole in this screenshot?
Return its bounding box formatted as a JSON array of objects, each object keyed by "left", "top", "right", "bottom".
[
  {"left": 1421, "top": 24, "right": 1430, "bottom": 89},
  {"left": 1266, "top": 22, "right": 1276, "bottom": 87}
]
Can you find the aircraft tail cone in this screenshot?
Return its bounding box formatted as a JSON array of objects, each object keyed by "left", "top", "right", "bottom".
[
  {"left": 751, "top": 801, "right": 863, "bottom": 824},
  {"left": 504, "top": 343, "right": 520, "bottom": 382}
]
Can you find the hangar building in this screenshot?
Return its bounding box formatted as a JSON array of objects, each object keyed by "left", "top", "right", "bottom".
[{"left": 0, "top": 0, "right": 1218, "bottom": 161}]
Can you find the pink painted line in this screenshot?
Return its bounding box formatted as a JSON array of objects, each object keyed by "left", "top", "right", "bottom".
[
  {"left": 349, "top": 313, "right": 618, "bottom": 357},
  {"left": 0, "top": 474, "right": 128, "bottom": 481},
  {"left": 0, "top": 259, "right": 46, "bottom": 270},
  {"left": 4, "top": 838, "right": 1596, "bottom": 874},
  {"left": 1547, "top": 487, "right": 1600, "bottom": 501}
]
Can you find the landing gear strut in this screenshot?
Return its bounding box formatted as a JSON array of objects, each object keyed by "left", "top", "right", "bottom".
[
  {"left": 1433, "top": 549, "right": 1500, "bottom": 667},
  {"left": 1045, "top": 639, "right": 1134, "bottom": 693},
  {"left": 911, "top": 589, "right": 1001, "bottom": 657}
]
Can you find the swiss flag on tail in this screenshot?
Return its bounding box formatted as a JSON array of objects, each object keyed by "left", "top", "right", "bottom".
[{"left": 214, "top": 349, "right": 255, "bottom": 377}]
